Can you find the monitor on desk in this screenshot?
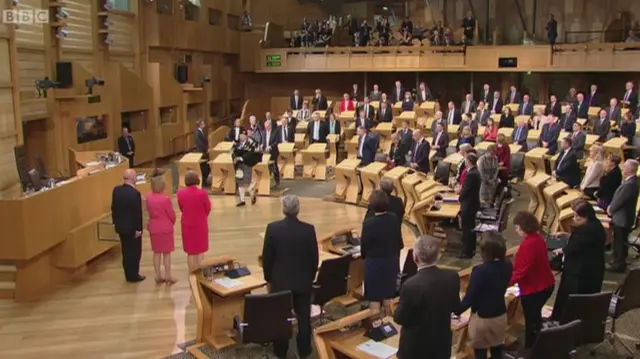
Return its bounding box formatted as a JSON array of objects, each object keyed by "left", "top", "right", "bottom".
[
  {"left": 28, "top": 169, "right": 43, "bottom": 191},
  {"left": 34, "top": 155, "right": 49, "bottom": 180}
]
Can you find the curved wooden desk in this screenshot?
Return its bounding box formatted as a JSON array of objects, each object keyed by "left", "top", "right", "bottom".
[
  {"left": 524, "top": 147, "right": 549, "bottom": 180},
  {"left": 524, "top": 173, "right": 551, "bottom": 223},
  {"left": 603, "top": 137, "right": 628, "bottom": 161},
  {"left": 397, "top": 111, "right": 416, "bottom": 129},
  {"left": 542, "top": 181, "right": 568, "bottom": 232},
  {"left": 326, "top": 134, "right": 340, "bottom": 167},
  {"left": 373, "top": 122, "right": 394, "bottom": 153},
  {"left": 302, "top": 143, "right": 328, "bottom": 180},
  {"left": 346, "top": 136, "right": 359, "bottom": 159},
  {"left": 210, "top": 153, "right": 235, "bottom": 194},
  {"left": 251, "top": 154, "right": 272, "bottom": 196},
  {"left": 334, "top": 159, "right": 361, "bottom": 204},
  {"left": 382, "top": 166, "right": 410, "bottom": 204},
  {"left": 277, "top": 143, "right": 296, "bottom": 180},
  {"left": 178, "top": 152, "right": 203, "bottom": 188},
  {"left": 209, "top": 141, "right": 234, "bottom": 162},
  {"left": 401, "top": 173, "right": 424, "bottom": 222},
  {"left": 360, "top": 162, "right": 387, "bottom": 205}
]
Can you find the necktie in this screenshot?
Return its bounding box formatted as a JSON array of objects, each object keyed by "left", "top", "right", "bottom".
[
  {"left": 492, "top": 100, "right": 497, "bottom": 112},
  {"left": 511, "top": 92, "right": 515, "bottom": 102},
  {"left": 557, "top": 151, "right": 566, "bottom": 168},
  {"left": 331, "top": 121, "right": 335, "bottom": 133},
  {"left": 435, "top": 132, "right": 441, "bottom": 146},
  {"left": 624, "top": 91, "right": 630, "bottom": 102},
  {"left": 610, "top": 108, "right": 614, "bottom": 118},
  {"left": 283, "top": 128, "right": 287, "bottom": 141},
  {"left": 589, "top": 94, "right": 594, "bottom": 106},
  {"left": 449, "top": 111, "right": 453, "bottom": 124},
  {"left": 125, "top": 136, "right": 131, "bottom": 150},
  {"left": 314, "top": 121, "right": 319, "bottom": 139},
  {"left": 573, "top": 132, "right": 577, "bottom": 139},
  {"left": 465, "top": 102, "right": 469, "bottom": 113},
  {"left": 515, "top": 127, "right": 522, "bottom": 141}
]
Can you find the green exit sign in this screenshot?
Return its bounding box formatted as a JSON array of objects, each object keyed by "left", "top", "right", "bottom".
[
  {"left": 266, "top": 54, "right": 281, "bottom": 61},
  {"left": 266, "top": 61, "right": 281, "bottom": 67}
]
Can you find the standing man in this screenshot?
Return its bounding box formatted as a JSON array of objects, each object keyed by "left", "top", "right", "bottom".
[
  {"left": 409, "top": 129, "right": 430, "bottom": 173},
  {"left": 118, "top": 127, "right": 135, "bottom": 168},
  {"left": 458, "top": 153, "right": 481, "bottom": 258},
  {"left": 394, "top": 235, "right": 460, "bottom": 359},
  {"left": 290, "top": 89, "right": 303, "bottom": 110},
  {"left": 262, "top": 195, "right": 318, "bottom": 359},
  {"left": 263, "top": 120, "right": 280, "bottom": 187},
  {"left": 307, "top": 112, "right": 327, "bottom": 144},
  {"left": 357, "top": 126, "right": 377, "bottom": 166},
  {"left": 546, "top": 14, "right": 558, "bottom": 45},
  {"left": 195, "top": 120, "right": 210, "bottom": 186},
  {"left": 111, "top": 169, "right": 145, "bottom": 283},
  {"left": 607, "top": 160, "right": 640, "bottom": 273}
]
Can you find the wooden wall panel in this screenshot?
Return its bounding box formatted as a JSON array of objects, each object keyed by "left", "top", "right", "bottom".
[
  {"left": 111, "top": 54, "right": 136, "bottom": 73},
  {"left": 0, "top": 39, "right": 10, "bottom": 84},
  {"left": 0, "top": 36, "right": 19, "bottom": 190},
  {"left": 62, "top": 0, "right": 94, "bottom": 52},
  {"left": 60, "top": 51, "right": 94, "bottom": 74},
  {"left": 16, "top": 51, "right": 47, "bottom": 116},
  {"left": 0, "top": 0, "right": 9, "bottom": 38},
  {"left": 14, "top": 0, "right": 45, "bottom": 48},
  {"left": 0, "top": 135, "right": 19, "bottom": 192},
  {"left": 109, "top": 14, "right": 135, "bottom": 54}
]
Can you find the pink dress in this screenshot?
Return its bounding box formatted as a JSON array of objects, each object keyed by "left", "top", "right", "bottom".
[
  {"left": 177, "top": 186, "right": 212, "bottom": 255},
  {"left": 145, "top": 193, "right": 176, "bottom": 253}
]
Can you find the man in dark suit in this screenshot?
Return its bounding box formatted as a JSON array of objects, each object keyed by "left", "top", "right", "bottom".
[
  {"left": 358, "top": 96, "right": 375, "bottom": 121},
  {"left": 458, "top": 153, "right": 481, "bottom": 258},
  {"left": 226, "top": 118, "right": 243, "bottom": 142},
  {"left": 575, "top": 92, "right": 589, "bottom": 119},
  {"left": 554, "top": 137, "right": 581, "bottom": 188},
  {"left": 507, "top": 85, "right": 521, "bottom": 104},
  {"left": 278, "top": 117, "right": 294, "bottom": 144},
  {"left": 394, "top": 235, "right": 460, "bottom": 359},
  {"left": 290, "top": 89, "right": 303, "bottom": 110},
  {"left": 416, "top": 82, "right": 432, "bottom": 104},
  {"left": 327, "top": 113, "right": 341, "bottom": 135},
  {"left": 512, "top": 117, "right": 529, "bottom": 150},
  {"left": 111, "top": 169, "right": 145, "bottom": 283},
  {"left": 545, "top": 95, "right": 562, "bottom": 117},
  {"left": 605, "top": 97, "right": 622, "bottom": 125},
  {"left": 306, "top": 113, "right": 328, "bottom": 144},
  {"left": 357, "top": 126, "right": 377, "bottom": 166},
  {"left": 365, "top": 178, "right": 404, "bottom": 225},
  {"left": 479, "top": 84, "right": 491, "bottom": 104},
  {"left": 546, "top": 14, "right": 558, "bottom": 45},
  {"left": 445, "top": 101, "right": 462, "bottom": 125},
  {"left": 369, "top": 84, "right": 382, "bottom": 101},
  {"left": 376, "top": 101, "right": 393, "bottom": 123},
  {"left": 458, "top": 114, "right": 478, "bottom": 137},
  {"left": 593, "top": 110, "right": 611, "bottom": 143},
  {"left": 391, "top": 81, "right": 404, "bottom": 103},
  {"left": 607, "top": 160, "right": 640, "bottom": 272},
  {"left": 561, "top": 103, "right": 577, "bottom": 132},
  {"left": 265, "top": 111, "right": 278, "bottom": 130},
  {"left": 569, "top": 122, "right": 586, "bottom": 159},
  {"left": 621, "top": 81, "right": 638, "bottom": 115},
  {"left": 263, "top": 120, "right": 280, "bottom": 186},
  {"left": 409, "top": 130, "right": 430, "bottom": 173},
  {"left": 489, "top": 91, "right": 503, "bottom": 114},
  {"left": 351, "top": 83, "right": 360, "bottom": 102},
  {"left": 431, "top": 123, "right": 448, "bottom": 160},
  {"left": 460, "top": 94, "right": 476, "bottom": 114},
  {"left": 398, "top": 119, "right": 414, "bottom": 157},
  {"left": 540, "top": 115, "right": 561, "bottom": 155},
  {"left": 517, "top": 94, "right": 533, "bottom": 116},
  {"left": 117, "top": 127, "right": 135, "bottom": 168},
  {"left": 195, "top": 120, "right": 210, "bottom": 184},
  {"left": 311, "top": 89, "right": 328, "bottom": 111},
  {"left": 261, "top": 195, "right": 318, "bottom": 359},
  {"left": 587, "top": 84, "right": 602, "bottom": 107},
  {"left": 475, "top": 102, "right": 490, "bottom": 126},
  {"left": 355, "top": 109, "right": 373, "bottom": 130}
]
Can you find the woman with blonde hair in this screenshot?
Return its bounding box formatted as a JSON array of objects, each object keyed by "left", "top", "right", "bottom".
[
  {"left": 177, "top": 171, "right": 211, "bottom": 271},
  {"left": 145, "top": 176, "right": 177, "bottom": 283},
  {"left": 530, "top": 107, "right": 548, "bottom": 130},
  {"left": 580, "top": 145, "right": 605, "bottom": 199}
]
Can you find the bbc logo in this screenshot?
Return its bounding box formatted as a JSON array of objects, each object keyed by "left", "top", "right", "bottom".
[{"left": 2, "top": 10, "right": 49, "bottom": 24}]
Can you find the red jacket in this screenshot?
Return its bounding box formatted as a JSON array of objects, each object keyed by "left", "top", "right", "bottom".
[
  {"left": 509, "top": 232, "right": 555, "bottom": 296},
  {"left": 339, "top": 100, "right": 355, "bottom": 112},
  {"left": 496, "top": 144, "right": 511, "bottom": 175}
]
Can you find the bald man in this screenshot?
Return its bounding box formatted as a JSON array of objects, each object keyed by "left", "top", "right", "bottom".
[{"left": 111, "top": 169, "right": 145, "bottom": 282}]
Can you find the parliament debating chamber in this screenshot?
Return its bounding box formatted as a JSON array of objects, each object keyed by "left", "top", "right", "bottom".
[{"left": 2, "top": 0, "right": 640, "bottom": 358}]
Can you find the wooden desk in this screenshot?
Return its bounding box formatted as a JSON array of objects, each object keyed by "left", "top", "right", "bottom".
[
  {"left": 345, "top": 122, "right": 357, "bottom": 141},
  {"left": 382, "top": 166, "right": 410, "bottom": 205},
  {"left": 442, "top": 152, "right": 463, "bottom": 165},
  {"left": 527, "top": 129, "right": 541, "bottom": 142},
  {"left": 603, "top": 137, "right": 628, "bottom": 161},
  {"left": 302, "top": 143, "right": 328, "bottom": 180},
  {"left": 294, "top": 133, "right": 307, "bottom": 150},
  {"left": 326, "top": 134, "right": 340, "bottom": 167},
  {"left": 585, "top": 134, "right": 599, "bottom": 148},
  {"left": 210, "top": 153, "right": 235, "bottom": 194},
  {"left": 543, "top": 181, "right": 569, "bottom": 233},
  {"left": 339, "top": 111, "right": 356, "bottom": 133},
  {"left": 360, "top": 162, "right": 387, "bottom": 205},
  {"left": 136, "top": 168, "right": 174, "bottom": 197},
  {"left": 334, "top": 159, "right": 361, "bottom": 204},
  {"left": 178, "top": 153, "right": 203, "bottom": 188},
  {"left": 189, "top": 257, "right": 266, "bottom": 350},
  {"left": 296, "top": 120, "right": 308, "bottom": 133},
  {"left": 251, "top": 154, "right": 272, "bottom": 196},
  {"left": 374, "top": 122, "right": 394, "bottom": 153},
  {"left": 0, "top": 160, "right": 126, "bottom": 300},
  {"left": 497, "top": 127, "right": 514, "bottom": 140},
  {"left": 397, "top": 111, "right": 416, "bottom": 129},
  {"left": 525, "top": 173, "right": 551, "bottom": 222},
  {"left": 346, "top": 136, "right": 359, "bottom": 159},
  {"left": 277, "top": 143, "right": 296, "bottom": 179},
  {"left": 401, "top": 173, "right": 425, "bottom": 222},
  {"left": 524, "top": 147, "right": 549, "bottom": 179},
  {"left": 447, "top": 124, "right": 460, "bottom": 140},
  {"left": 209, "top": 141, "right": 234, "bottom": 161}
]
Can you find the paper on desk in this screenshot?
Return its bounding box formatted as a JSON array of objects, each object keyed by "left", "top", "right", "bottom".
[
  {"left": 214, "top": 277, "right": 242, "bottom": 288},
  {"left": 86, "top": 161, "right": 100, "bottom": 167},
  {"left": 356, "top": 340, "right": 397, "bottom": 359}
]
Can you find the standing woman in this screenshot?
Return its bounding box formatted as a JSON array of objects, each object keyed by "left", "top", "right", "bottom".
[
  {"left": 500, "top": 107, "right": 515, "bottom": 128},
  {"left": 457, "top": 231, "right": 513, "bottom": 359},
  {"left": 510, "top": 211, "right": 556, "bottom": 349},
  {"left": 177, "top": 171, "right": 212, "bottom": 271},
  {"left": 478, "top": 144, "right": 499, "bottom": 204},
  {"left": 233, "top": 132, "right": 262, "bottom": 207},
  {"left": 596, "top": 154, "right": 622, "bottom": 209},
  {"left": 549, "top": 200, "right": 606, "bottom": 321},
  {"left": 483, "top": 118, "right": 498, "bottom": 142},
  {"left": 361, "top": 190, "right": 404, "bottom": 315},
  {"left": 580, "top": 145, "right": 604, "bottom": 199},
  {"left": 146, "top": 177, "right": 177, "bottom": 283}
]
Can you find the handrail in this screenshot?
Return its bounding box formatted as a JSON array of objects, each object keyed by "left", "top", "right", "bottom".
[
  {"left": 283, "top": 45, "right": 466, "bottom": 55},
  {"left": 563, "top": 29, "right": 626, "bottom": 44},
  {"left": 553, "top": 42, "right": 640, "bottom": 52},
  {"left": 169, "top": 113, "right": 238, "bottom": 157}
]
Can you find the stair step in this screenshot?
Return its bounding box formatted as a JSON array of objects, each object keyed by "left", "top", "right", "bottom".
[
  {"left": 0, "top": 282, "right": 16, "bottom": 290},
  {"left": 0, "top": 289, "right": 15, "bottom": 299},
  {"left": 0, "top": 265, "right": 16, "bottom": 273},
  {"left": 0, "top": 272, "right": 15, "bottom": 282}
]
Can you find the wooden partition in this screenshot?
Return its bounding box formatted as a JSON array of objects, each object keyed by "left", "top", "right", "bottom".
[{"left": 147, "top": 63, "right": 183, "bottom": 157}]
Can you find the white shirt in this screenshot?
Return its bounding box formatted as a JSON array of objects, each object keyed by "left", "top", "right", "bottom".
[
  {"left": 557, "top": 149, "right": 568, "bottom": 168},
  {"left": 313, "top": 121, "right": 320, "bottom": 140},
  {"left": 448, "top": 110, "right": 454, "bottom": 124},
  {"left": 329, "top": 120, "right": 336, "bottom": 134},
  {"left": 413, "top": 141, "right": 421, "bottom": 159},
  {"left": 492, "top": 99, "right": 498, "bottom": 112},
  {"left": 364, "top": 105, "right": 369, "bottom": 118},
  {"left": 421, "top": 90, "right": 426, "bottom": 100},
  {"left": 281, "top": 126, "right": 288, "bottom": 142},
  {"left": 434, "top": 131, "right": 442, "bottom": 147},
  {"left": 294, "top": 95, "right": 299, "bottom": 108},
  {"left": 464, "top": 102, "right": 470, "bottom": 113},
  {"left": 358, "top": 135, "right": 365, "bottom": 157},
  {"left": 511, "top": 91, "right": 516, "bottom": 101},
  {"left": 396, "top": 88, "right": 401, "bottom": 99},
  {"left": 234, "top": 127, "right": 240, "bottom": 141}
]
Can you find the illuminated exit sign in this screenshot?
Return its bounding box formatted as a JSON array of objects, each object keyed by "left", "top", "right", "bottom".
[{"left": 265, "top": 54, "right": 282, "bottom": 67}]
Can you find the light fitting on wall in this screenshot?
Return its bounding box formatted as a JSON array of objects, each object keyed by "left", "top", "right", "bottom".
[
  {"left": 56, "top": 8, "right": 69, "bottom": 20},
  {"left": 198, "top": 76, "right": 211, "bottom": 87},
  {"left": 56, "top": 28, "right": 69, "bottom": 39},
  {"left": 104, "top": 19, "right": 113, "bottom": 27},
  {"left": 104, "top": 0, "right": 114, "bottom": 10},
  {"left": 85, "top": 77, "right": 105, "bottom": 95},
  {"left": 35, "top": 77, "right": 61, "bottom": 98},
  {"left": 104, "top": 34, "right": 114, "bottom": 44},
  {"left": 12, "top": 0, "right": 19, "bottom": 5}
]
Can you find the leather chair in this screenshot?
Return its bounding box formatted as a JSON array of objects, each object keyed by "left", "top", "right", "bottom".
[
  {"left": 233, "top": 291, "right": 295, "bottom": 358},
  {"left": 591, "top": 268, "right": 640, "bottom": 358},
  {"left": 509, "top": 151, "right": 526, "bottom": 196},
  {"left": 433, "top": 161, "right": 450, "bottom": 185},
  {"left": 506, "top": 320, "right": 582, "bottom": 359},
  {"left": 558, "top": 292, "right": 612, "bottom": 346},
  {"left": 396, "top": 248, "right": 417, "bottom": 295},
  {"left": 312, "top": 255, "right": 351, "bottom": 323},
  {"left": 474, "top": 198, "right": 513, "bottom": 233}
]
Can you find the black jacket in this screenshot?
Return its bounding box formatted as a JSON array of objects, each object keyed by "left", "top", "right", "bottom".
[
  {"left": 361, "top": 212, "right": 403, "bottom": 260},
  {"left": 365, "top": 195, "right": 405, "bottom": 226},
  {"left": 555, "top": 149, "right": 581, "bottom": 188},
  {"left": 459, "top": 166, "right": 481, "bottom": 216},
  {"left": 596, "top": 167, "right": 622, "bottom": 205},
  {"left": 118, "top": 135, "right": 135, "bottom": 156},
  {"left": 394, "top": 266, "right": 460, "bottom": 359},
  {"left": 196, "top": 128, "right": 208, "bottom": 153},
  {"left": 111, "top": 184, "right": 143, "bottom": 235},
  {"left": 262, "top": 216, "right": 319, "bottom": 294}
]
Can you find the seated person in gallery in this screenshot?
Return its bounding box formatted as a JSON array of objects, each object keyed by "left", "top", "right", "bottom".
[
  {"left": 512, "top": 118, "right": 529, "bottom": 150},
  {"left": 376, "top": 101, "right": 393, "bottom": 123}
]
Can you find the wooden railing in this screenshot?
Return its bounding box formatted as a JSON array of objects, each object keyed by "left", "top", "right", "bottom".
[{"left": 283, "top": 45, "right": 466, "bottom": 55}]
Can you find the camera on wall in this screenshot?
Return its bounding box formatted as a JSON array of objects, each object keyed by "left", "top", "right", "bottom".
[
  {"left": 56, "top": 8, "right": 69, "bottom": 19},
  {"left": 104, "top": 0, "right": 114, "bottom": 10},
  {"left": 199, "top": 76, "right": 211, "bottom": 86},
  {"left": 104, "top": 34, "right": 114, "bottom": 44},
  {"left": 35, "top": 77, "right": 61, "bottom": 98},
  {"left": 56, "top": 28, "right": 69, "bottom": 39},
  {"left": 85, "top": 77, "right": 105, "bottom": 94}
]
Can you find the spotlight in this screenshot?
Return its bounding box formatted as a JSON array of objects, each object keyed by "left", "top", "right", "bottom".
[
  {"left": 56, "top": 8, "right": 69, "bottom": 19},
  {"left": 35, "top": 77, "right": 61, "bottom": 98},
  {"left": 56, "top": 28, "right": 69, "bottom": 39},
  {"left": 104, "top": 34, "right": 114, "bottom": 44},
  {"left": 85, "top": 77, "right": 105, "bottom": 94}
]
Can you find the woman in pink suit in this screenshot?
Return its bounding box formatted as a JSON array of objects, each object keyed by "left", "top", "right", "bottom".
[
  {"left": 146, "top": 177, "right": 177, "bottom": 283},
  {"left": 177, "top": 171, "right": 212, "bottom": 271}
]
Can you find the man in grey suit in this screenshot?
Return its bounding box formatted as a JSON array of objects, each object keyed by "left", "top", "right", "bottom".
[
  {"left": 607, "top": 159, "right": 640, "bottom": 272},
  {"left": 195, "top": 120, "right": 210, "bottom": 185},
  {"left": 605, "top": 97, "right": 622, "bottom": 125},
  {"left": 512, "top": 117, "right": 529, "bottom": 151},
  {"left": 475, "top": 101, "right": 490, "bottom": 126},
  {"left": 460, "top": 93, "right": 476, "bottom": 114},
  {"left": 430, "top": 111, "right": 447, "bottom": 135},
  {"left": 569, "top": 122, "right": 586, "bottom": 159},
  {"left": 369, "top": 84, "right": 382, "bottom": 101}
]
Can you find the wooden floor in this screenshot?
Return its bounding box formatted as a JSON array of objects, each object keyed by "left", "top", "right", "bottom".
[{"left": 0, "top": 195, "right": 413, "bottom": 359}]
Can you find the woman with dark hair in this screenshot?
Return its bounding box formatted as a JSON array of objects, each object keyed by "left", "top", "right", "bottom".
[
  {"left": 549, "top": 200, "right": 606, "bottom": 321},
  {"left": 457, "top": 231, "right": 513, "bottom": 359},
  {"left": 361, "top": 190, "right": 404, "bottom": 314},
  {"left": 510, "top": 211, "right": 555, "bottom": 349},
  {"left": 596, "top": 154, "right": 623, "bottom": 209},
  {"left": 177, "top": 171, "right": 211, "bottom": 271},
  {"left": 500, "top": 106, "right": 515, "bottom": 128},
  {"left": 233, "top": 131, "right": 262, "bottom": 207}
]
